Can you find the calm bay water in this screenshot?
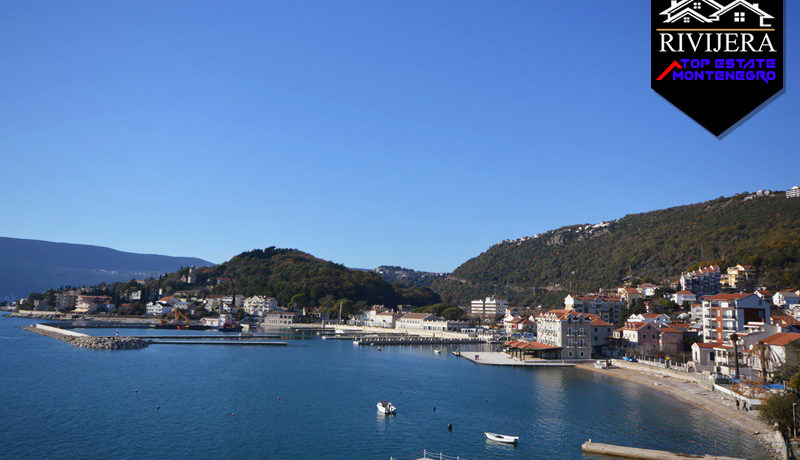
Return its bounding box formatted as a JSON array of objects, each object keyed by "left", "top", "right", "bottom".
[{"left": 0, "top": 316, "right": 767, "bottom": 459}]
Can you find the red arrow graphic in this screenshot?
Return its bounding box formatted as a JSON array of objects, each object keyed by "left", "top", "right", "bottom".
[{"left": 657, "top": 60, "right": 683, "bottom": 81}]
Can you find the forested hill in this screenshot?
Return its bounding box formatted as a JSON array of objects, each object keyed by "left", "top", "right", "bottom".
[
  {"left": 432, "top": 193, "right": 800, "bottom": 306},
  {"left": 189, "top": 247, "right": 440, "bottom": 310}
]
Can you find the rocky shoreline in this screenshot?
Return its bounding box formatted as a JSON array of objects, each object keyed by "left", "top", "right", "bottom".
[{"left": 22, "top": 326, "right": 148, "bottom": 350}]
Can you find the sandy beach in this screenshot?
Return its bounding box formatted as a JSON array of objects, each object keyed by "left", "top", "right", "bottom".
[{"left": 577, "top": 362, "right": 785, "bottom": 459}]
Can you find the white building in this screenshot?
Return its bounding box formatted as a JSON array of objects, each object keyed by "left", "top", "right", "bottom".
[
  {"left": 627, "top": 313, "right": 670, "bottom": 326},
  {"left": 397, "top": 312, "right": 438, "bottom": 330},
  {"left": 773, "top": 290, "right": 800, "bottom": 307},
  {"left": 243, "top": 296, "right": 278, "bottom": 316},
  {"left": 365, "top": 309, "right": 400, "bottom": 328},
  {"left": 671, "top": 290, "right": 696, "bottom": 305},
  {"left": 469, "top": 297, "right": 508, "bottom": 319},
  {"left": 74, "top": 295, "right": 114, "bottom": 314},
  {"left": 262, "top": 311, "right": 296, "bottom": 326},
  {"left": 146, "top": 301, "right": 173, "bottom": 316},
  {"left": 787, "top": 185, "right": 800, "bottom": 199}
]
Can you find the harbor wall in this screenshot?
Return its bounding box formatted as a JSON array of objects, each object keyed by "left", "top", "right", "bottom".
[{"left": 35, "top": 323, "right": 87, "bottom": 337}]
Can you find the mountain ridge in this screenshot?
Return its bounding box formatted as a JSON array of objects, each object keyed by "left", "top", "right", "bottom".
[
  {"left": 431, "top": 192, "right": 800, "bottom": 307},
  {"left": 0, "top": 237, "right": 212, "bottom": 301}
]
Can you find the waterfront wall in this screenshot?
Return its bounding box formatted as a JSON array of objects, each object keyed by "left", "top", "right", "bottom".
[{"left": 610, "top": 359, "right": 704, "bottom": 384}]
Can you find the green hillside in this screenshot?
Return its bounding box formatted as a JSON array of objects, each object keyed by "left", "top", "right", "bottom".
[
  {"left": 197, "top": 247, "right": 440, "bottom": 309},
  {"left": 433, "top": 193, "right": 800, "bottom": 307}
]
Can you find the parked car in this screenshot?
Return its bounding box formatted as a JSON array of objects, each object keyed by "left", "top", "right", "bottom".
[{"left": 624, "top": 356, "right": 638, "bottom": 362}]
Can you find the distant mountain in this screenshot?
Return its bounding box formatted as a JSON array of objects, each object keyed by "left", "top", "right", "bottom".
[
  {"left": 0, "top": 237, "right": 213, "bottom": 301},
  {"left": 432, "top": 191, "right": 800, "bottom": 307},
  {"left": 374, "top": 265, "right": 448, "bottom": 288}
]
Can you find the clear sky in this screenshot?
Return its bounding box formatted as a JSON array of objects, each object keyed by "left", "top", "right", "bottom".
[{"left": 0, "top": 1, "right": 798, "bottom": 272}]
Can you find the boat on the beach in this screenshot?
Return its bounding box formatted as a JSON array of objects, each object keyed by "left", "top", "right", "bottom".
[
  {"left": 485, "top": 432, "right": 518, "bottom": 444},
  {"left": 377, "top": 401, "right": 396, "bottom": 415},
  {"left": 594, "top": 360, "right": 610, "bottom": 369}
]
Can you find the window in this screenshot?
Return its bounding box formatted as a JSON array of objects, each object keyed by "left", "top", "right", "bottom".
[
  {"left": 568, "top": 339, "right": 573, "bottom": 347},
  {"left": 693, "top": 1, "right": 701, "bottom": 9},
  {"left": 683, "top": 16, "right": 691, "bottom": 23},
  {"left": 580, "top": 352, "right": 585, "bottom": 357},
  {"left": 594, "top": 327, "right": 598, "bottom": 332},
  {"left": 568, "top": 351, "right": 573, "bottom": 357},
  {"left": 568, "top": 328, "right": 573, "bottom": 335},
  {"left": 734, "top": 11, "right": 745, "bottom": 22}
]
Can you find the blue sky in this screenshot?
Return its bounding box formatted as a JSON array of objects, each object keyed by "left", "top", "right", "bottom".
[{"left": 0, "top": 1, "right": 798, "bottom": 272}]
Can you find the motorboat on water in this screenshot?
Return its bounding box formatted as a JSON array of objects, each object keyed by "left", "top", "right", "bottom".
[
  {"left": 376, "top": 401, "right": 396, "bottom": 415},
  {"left": 485, "top": 432, "right": 518, "bottom": 444},
  {"left": 434, "top": 350, "right": 442, "bottom": 354}
]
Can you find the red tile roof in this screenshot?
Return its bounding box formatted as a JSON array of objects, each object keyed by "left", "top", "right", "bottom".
[{"left": 760, "top": 333, "right": 800, "bottom": 347}]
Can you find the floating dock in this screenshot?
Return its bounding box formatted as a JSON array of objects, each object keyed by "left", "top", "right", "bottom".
[{"left": 581, "top": 440, "right": 746, "bottom": 460}]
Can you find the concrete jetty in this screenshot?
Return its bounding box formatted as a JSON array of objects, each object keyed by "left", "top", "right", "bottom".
[
  {"left": 581, "top": 440, "right": 746, "bottom": 460},
  {"left": 462, "top": 352, "right": 582, "bottom": 367},
  {"left": 147, "top": 340, "right": 287, "bottom": 346}
]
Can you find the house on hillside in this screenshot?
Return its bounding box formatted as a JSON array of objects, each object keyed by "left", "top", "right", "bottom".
[
  {"left": 627, "top": 313, "right": 670, "bottom": 326},
  {"left": 671, "top": 290, "right": 697, "bottom": 306}
]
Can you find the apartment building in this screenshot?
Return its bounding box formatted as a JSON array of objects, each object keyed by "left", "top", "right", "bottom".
[
  {"left": 787, "top": 185, "right": 800, "bottom": 199},
  {"left": 535, "top": 309, "right": 592, "bottom": 359},
  {"left": 243, "top": 296, "right": 278, "bottom": 316},
  {"left": 680, "top": 265, "right": 721, "bottom": 296},
  {"left": 700, "top": 293, "right": 770, "bottom": 345},
  {"left": 469, "top": 297, "right": 508, "bottom": 319},
  {"left": 55, "top": 291, "right": 78, "bottom": 312},
  {"left": 564, "top": 294, "right": 624, "bottom": 324},
  {"left": 725, "top": 264, "right": 757, "bottom": 290},
  {"left": 614, "top": 322, "right": 661, "bottom": 350}
]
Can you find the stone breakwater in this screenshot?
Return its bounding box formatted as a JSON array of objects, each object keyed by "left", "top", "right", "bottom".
[{"left": 23, "top": 325, "right": 148, "bottom": 350}]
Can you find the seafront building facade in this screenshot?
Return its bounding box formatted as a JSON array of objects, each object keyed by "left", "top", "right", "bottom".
[{"left": 535, "top": 309, "right": 592, "bottom": 359}]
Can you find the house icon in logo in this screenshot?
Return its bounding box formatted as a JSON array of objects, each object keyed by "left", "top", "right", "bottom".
[{"left": 660, "top": 0, "right": 774, "bottom": 27}]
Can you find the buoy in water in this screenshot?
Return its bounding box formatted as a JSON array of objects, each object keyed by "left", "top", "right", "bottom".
[
  {"left": 156, "top": 405, "right": 160, "bottom": 410},
  {"left": 448, "top": 423, "right": 453, "bottom": 431},
  {"left": 231, "top": 413, "right": 235, "bottom": 417},
  {"left": 433, "top": 406, "right": 436, "bottom": 412}
]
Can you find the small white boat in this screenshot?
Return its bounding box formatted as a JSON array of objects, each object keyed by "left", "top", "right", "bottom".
[
  {"left": 485, "top": 432, "right": 518, "bottom": 444},
  {"left": 434, "top": 350, "right": 442, "bottom": 354},
  {"left": 377, "top": 401, "right": 396, "bottom": 415}
]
